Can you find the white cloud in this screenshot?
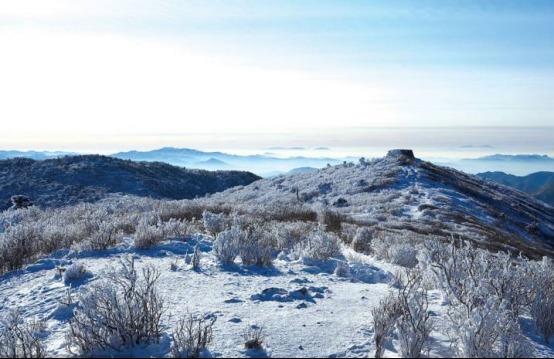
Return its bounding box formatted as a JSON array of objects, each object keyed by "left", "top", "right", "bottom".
[{"left": 0, "top": 30, "right": 393, "bottom": 140}]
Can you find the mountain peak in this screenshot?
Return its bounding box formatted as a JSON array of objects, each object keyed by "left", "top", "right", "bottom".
[
  {"left": 386, "top": 149, "right": 416, "bottom": 165},
  {"left": 386, "top": 149, "right": 415, "bottom": 159}
]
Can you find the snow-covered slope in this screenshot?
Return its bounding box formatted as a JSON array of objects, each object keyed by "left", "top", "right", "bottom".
[
  {"left": 0, "top": 238, "right": 395, "bottom": 357},
  {"left": 2, "top": 150, "right": 554, "bottom": 358},
  {"left": 203, "top": 150, "right": 554, "bottom": 257}
]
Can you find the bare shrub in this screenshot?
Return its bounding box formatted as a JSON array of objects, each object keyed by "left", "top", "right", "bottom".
[
  {"left": 322, "top": 210, "right": 343, "bottom": 233},
  {"left": 10, "top": 195, "right": 33, "bottom": 210},
  {"left": 265, "top": 205, "right": 318, "bottom": 223},
  {"left": 0, "top": 310, "right": 46, "bottom": 358},
  {"left": 243, "top": 325, "right": 264, "bottom": 349},
  {"left": 0, "top": 223, "right": 40, "bottom": 274},
  {"left": 170, "top": 314, "right": 216, "bottom": 358},
  {"left": 67, "top": 257, "right": 165, "bottom": 355}
]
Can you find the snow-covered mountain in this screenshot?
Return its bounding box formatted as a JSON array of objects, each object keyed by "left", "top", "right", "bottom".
[
  {"left": 0, "top": 155, "right": 260, "bottom": 210},
  {"left": 2, "top": 150, "right": 554, "bottom": 358},
  {"left": 478, "top": 171, "right": 554, "bottom": 206},
  {"left": 201, "top": 149, "right": 554, "bottom": 257}
]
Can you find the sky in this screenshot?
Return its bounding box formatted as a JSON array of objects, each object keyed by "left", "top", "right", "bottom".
[{"left": 1, "top": 1, "right": 553, "bottom": 154}]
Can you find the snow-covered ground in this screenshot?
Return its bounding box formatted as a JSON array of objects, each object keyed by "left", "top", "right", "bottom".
[
  {"left": 2, "top": 233, "right": 554, "bottom": 358},
  {"left": 2, "top": 151, "right": 554, "bottom": 358}
]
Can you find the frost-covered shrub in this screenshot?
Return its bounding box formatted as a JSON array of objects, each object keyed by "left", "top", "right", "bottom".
[
  {"left": 530, "top": 257, "right": 554, "bottom": 344},
  {"left": 419, "top": 239, "right": 533, "bottom": 357},
  {"left": 334, "top": 260, "right": 350, "bottom": 278},
  {"left": 213, "top": 227, "right": 243, "bottom": 265},
  {"left": 390, "top": 246, "right": 418, "bottom": 268},
  {"left": 351, "top": 226, "right": 373, "bottom": 253},
  {"left": 339, "top": 223, "right": 357, "bottom": 246},
  {"left": 133, "top": 220, "right": 164, "bottom": 250},
  {"left": 87, "top": 221, "right": 124, "bottom": 251},
  {"left": 156, "top": 201, "right": 205, "bottom": 223},
  {"left": 0, "top": 310, "right": 46, "bottom": 358},
  {"left": 371, "top": 233, "right": 419, "bottom": 268},
  {"left": 240, "top": 225, "right": 273, "bottom": 267},
  {"left": 203, "top": 211, "right": 227, "bottom": 236},
  {"left": 272, "top": 221, "right": 315, "bottom": 251},
  {"left": 63, "top": 262, "right": 89, "bottom": 283},
  {"left": 0, "top": 223, "right": 41, "bottom": 274},
  {"left": 191, "top": 244, "right": 201, "bottom": 271},
  {"left": 372, "top": 293, "right": 401, "bottom": 358},
  {"left": 395, "top": 270, "right": 433, "bottom": 358},
  {"left": 67, "top": 258, "right": 164, "bottom": 355},
  {"left": 159, "top": 218, "right": 190, "bottom": 240},
  {"left": 292, "top": 230, "right": 341, "bottom": 261},
  {"left": 170, "top": 314, "right": 216, "bottom": 358}
]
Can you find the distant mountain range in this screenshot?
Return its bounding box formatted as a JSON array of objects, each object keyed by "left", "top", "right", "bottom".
[
  {"left": 478, "top": 171, "right": 554, "bottom": 206},
  {"left": 111, "top": 147, "right": 348, "bottom": 177},
  {"left": 0, "top": 150, "right": 76, "bottom": 160},
  {"left": 4, "top": 149, "right": 554, "bottom": 178},
  {"left": 0, "top": 155, "right": 260, "bottom": 210},
  {"left": 465, "top": 154, "right": 554, "bottom": 162},
  {"left": 438, "top": 154, "right": 554, "bottom": 176},
  {"left": 0, "top": 148, "right": 349, "bottom": 177}
]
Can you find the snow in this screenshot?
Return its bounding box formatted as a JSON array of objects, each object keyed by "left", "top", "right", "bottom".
[
  {"left": 2, "top": 233, "right": 553, "bottom": 358},
  {"left": 0, "top": 236, "right": 392, "bottom": 357},
  {"left": 2, "top": 151, "right": 554, "bottom": 357}
]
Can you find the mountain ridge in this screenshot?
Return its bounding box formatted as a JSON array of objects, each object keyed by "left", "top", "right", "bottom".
[
  {"left": 478, "top": 171, "right": 554, "bottom": 206},
  {"left": 0, "top": 155, "right": 260, "bottom": 210},
  {"left": 200, "top": 149, "right": 554, "bottom": 257}
]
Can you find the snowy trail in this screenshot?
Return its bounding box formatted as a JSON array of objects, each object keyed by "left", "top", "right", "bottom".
[{"left": 0, "top": 239, "right": 393, "bottom": 358}]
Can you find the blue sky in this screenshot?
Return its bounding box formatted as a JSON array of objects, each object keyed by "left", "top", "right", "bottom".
[{"left": 0, "top": 1, "right": 553, "bottom": 152}]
